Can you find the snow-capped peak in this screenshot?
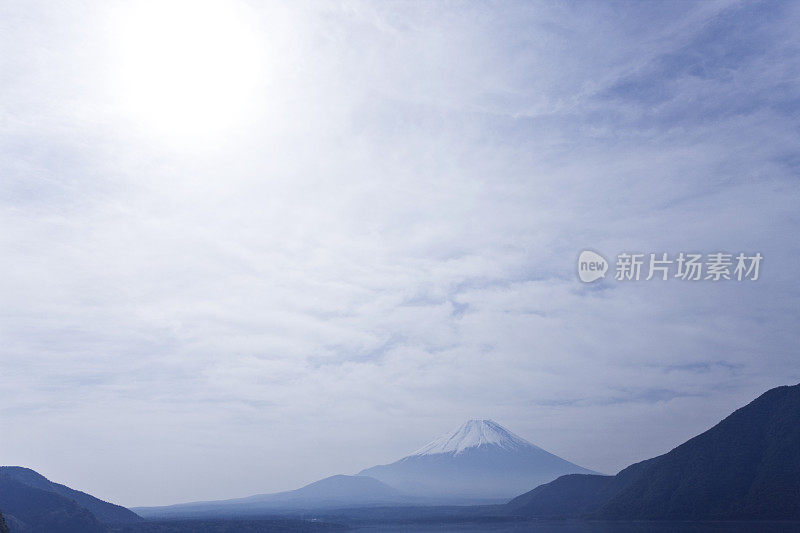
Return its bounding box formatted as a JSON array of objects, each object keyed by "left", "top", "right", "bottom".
[{"left": 411, "top": 419, "right": 536, "bottom": 456}]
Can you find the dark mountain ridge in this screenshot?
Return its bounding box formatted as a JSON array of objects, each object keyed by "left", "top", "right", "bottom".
[
  {"left": 507, "top": 383, "right": 800, "bottom": 520},
  {"left": 0, "top": 466, "right": 141, "bottom": 532}
]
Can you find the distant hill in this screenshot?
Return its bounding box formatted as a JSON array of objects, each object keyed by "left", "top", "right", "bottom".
[
  {"left": 105, "top": 518, "right": 347, "bottom": 532},
  {"left": 135, "top": 475, "right": 405, "bottom": 519},
  {"left": 232, "top": 474, "right": 402, "bottom": 508},
  {"left": 359, "top": 419, "right": 597, "bottom": 499},
  {"left": 507, "top": 383, "right": 800, "bottom": 520},
  {"left": 0, "top": 467, "right": 141, "bottom": 532}
]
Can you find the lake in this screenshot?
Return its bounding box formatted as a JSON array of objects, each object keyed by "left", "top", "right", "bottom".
[{"left": 352, "top": 520, "right": 800, "bottom": 532}]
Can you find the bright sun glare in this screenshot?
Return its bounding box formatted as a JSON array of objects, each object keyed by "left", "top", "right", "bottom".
[{"left": 115, "top": 0, "right": 265, "bottom": 142}]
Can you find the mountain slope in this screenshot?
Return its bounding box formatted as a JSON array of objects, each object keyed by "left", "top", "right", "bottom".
[
  {"left": 0, "top": 467, "right": 141, "bottom": 524},
  {"left": 236, "top": 474, "right": 402, "bottom": 506},
  {"left": 359, "top": 419, "right": 597, "bottom": 499},
  {"left": 135, "top": 475, "right": 405, "bottom": 519},
  {"left": 505, "top": 473, "right": 617, "bottom": 518},
  {"left": 0, "top": 475, "right": 104, "bottom": 533},
  {"left": 508, "top": 383, "right": 800, "bottom": 520},
  {"left": 0, "top": 467, "right": 141, "bottom": 532}
]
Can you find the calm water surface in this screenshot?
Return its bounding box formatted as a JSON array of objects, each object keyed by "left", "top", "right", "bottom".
[{"left": 352, "top": 520, "right": 800, "bottom": 532}]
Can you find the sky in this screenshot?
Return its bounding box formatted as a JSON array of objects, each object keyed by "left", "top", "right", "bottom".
[{"left": 1, "top": 0, "right": 799, "bottom": 507}]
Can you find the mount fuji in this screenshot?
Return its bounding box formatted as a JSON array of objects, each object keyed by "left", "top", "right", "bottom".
[
  {"left": 136, "top": 419, "right": 597, "bottom": 518},
  {"left": 358, "top": 419, "right": 598, "bottom": 499}
]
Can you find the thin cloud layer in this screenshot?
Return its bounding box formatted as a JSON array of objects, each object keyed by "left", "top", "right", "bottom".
[{"left": 1, "top": 0, "right": 799, "bottom": 506}]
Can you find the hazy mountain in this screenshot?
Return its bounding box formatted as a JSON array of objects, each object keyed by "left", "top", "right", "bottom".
[
  {"left": 232, "top": 474, "right": 402, "bottom": 507},
  {"left": 135, "top": 475, "right": 405, "bottom": 519},
  {"left": 135, "top": 418, "right": 591, "bottom": 519},
  {"left": 358, "top": 419, "right": 597, "bottom": 499},
  {"left": 105, "top": 518, "right": 347, "bottom": 532},
  {"left": 507, "top": 383, "right": 800, "bottom": 520}
]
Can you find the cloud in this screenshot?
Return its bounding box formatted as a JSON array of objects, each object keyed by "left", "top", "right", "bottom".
[{"left": 0, "top": 0, "right": 799, "bottom": 506}]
